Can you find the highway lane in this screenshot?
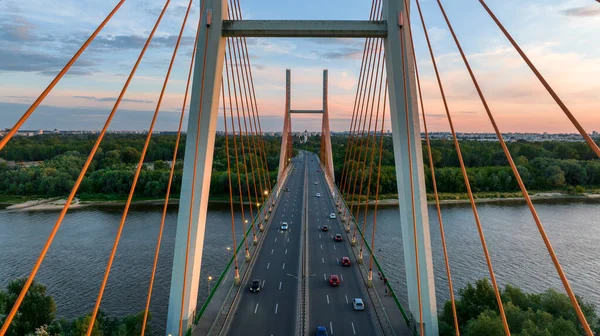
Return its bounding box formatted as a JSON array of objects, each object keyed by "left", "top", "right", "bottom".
[
  {"left": 227, "top": 153, "right": 306, "bottom": 336},
  {"left": 306, "top": 152, "right": 379, "bottom": 335}
]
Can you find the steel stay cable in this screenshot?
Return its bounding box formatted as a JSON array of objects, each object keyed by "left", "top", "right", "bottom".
[
  {"left": 348, "top": 36, "right": 384, "bottom": 229},
  {"left": 358, "top": 49, "right": 386, "bottom": 262},
  {"left": 224, "top": 49, "right": 250, "bottom": 256},
  {"left": 414, "top": 3, "right": 510, "bottom": 333},
  {"left": 338, "top": 0, "right": 381, "bottom": 204},
  {"left": 222, "top": 79, "right": 241, "bottom": 281},
  {"left": 406, "top": 0, "right": 460, "bottom": 333},
  {"left": 351, "top": 38, "right": 385, "bottom": 245},
  {"left": 141, "top": 0, "right": 199, "bottom": 333},
  {"left": 368, "top": 83, "right": 387, "bottom": 282},
  {"left": 86, "top": 0, "right": 189, "bottom": 332},
  {"left": 0, "top": 0, "right": 126, "bottom": 153},
  {"left": 436, "top": 0, "right": 592, "bottom": 333},
  {"left": 478, "top": 0, "right": 600, "bottom": 159},
  {"left": 226, "top": 35, "right": 257, "bottom": 240},
  {"left": 397, "top": 12, "right": 424, "bottom": 335},
  {"left": 0, "top": 2, "right": 171, "bottom": 334}
]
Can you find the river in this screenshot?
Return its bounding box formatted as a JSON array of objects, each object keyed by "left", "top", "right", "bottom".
[{"left": 1, "top": 199, "right": 599, "bottom": 334}]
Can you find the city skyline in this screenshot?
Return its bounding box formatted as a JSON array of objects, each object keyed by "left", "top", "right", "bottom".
[{"left": 0, "top": 0, "right": 598, "bottom": 133}]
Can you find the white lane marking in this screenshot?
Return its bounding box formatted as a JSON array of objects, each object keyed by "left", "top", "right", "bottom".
[
  {"left": 345, "top": 295, "right": 349, "bottom": 304},
  {"left": 262, "top": 280, "right": 266, "bottom": 288},
  {"left": 341, "top": 274, "right": 344, "bottom": 281},
  {"left": 319, "top": 234, "right": 321, "bottom": 239},
  {"left": 267, "top": 262, "right": 270, "bottom": 269},
  {"left": 330, "top": 322, "right": 334, "bottom": 335},
  {"left": 336, "top": 258, "right": 339, "bottom": 264},
  {"left": 279, "top": 281, "right": 282, "bottom": 290},
  {"left": 352, "top": 322, "right": 356, "bottom": 335},
  {"left": 333, "top": 245, "right": 336, "bottom": 250},
  {"left": 289, "top": 228, "right": 292, "bottom": 233},
  {"left": 320, "top": 244, "right": 323, "bottom": 250},
  {"left": 321, "top": 257, "right": 325, "bottom": 264},
  {"left": 287, "top": 238, "right": 289, "bottom": 242},
  {"left": 285, "top": 248, "right": 288, "bottom": 254},
  {"left": 271, "top": 249, "right": 274, "bottom": 254},
  {"left": 275, "top": 238, "right": 277, "bottom": 242},
  {"left": 275, "top": 303, "right": 279, "bottom": 314},
  {"left": 323, "top": 273, "right": 326, "bottom": 281},
  {"left": 326, "top": 294, "right": 330, "bottom": 304},
  {"left": 282, "top": 262, "right": 286, "bottom": 269},
  {"left": 254, "top": 303, "right": 259, "bottom": 314}
]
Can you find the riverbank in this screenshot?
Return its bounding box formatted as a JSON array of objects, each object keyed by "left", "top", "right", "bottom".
[{"left": 2, "top": 191, "right": 600, "bottom": 212}]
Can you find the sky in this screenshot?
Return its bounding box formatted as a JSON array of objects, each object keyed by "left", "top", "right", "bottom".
[{"left": 0, "top": 0, "right": 598, "bottom": 133}]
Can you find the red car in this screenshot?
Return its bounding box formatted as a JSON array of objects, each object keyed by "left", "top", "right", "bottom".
[
  {"left": 322, "top": 225, "right": 329, "bottom": 232},
  {"left": 334, "top": 234, "right": 343, "bottom": 242},
  {"left": 329, "top": 274, "right": 340, "bottom": 286},
  {"left": 341, "top": 257, "right": 351, "bottom": 266}
]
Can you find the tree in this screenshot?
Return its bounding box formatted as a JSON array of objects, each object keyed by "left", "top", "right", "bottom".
[
  {"left": 0, "top": 278, "right": 56, "bottom": 336},
  {"left": 120, "top": 147, "right": 141, "bottom": 164}
]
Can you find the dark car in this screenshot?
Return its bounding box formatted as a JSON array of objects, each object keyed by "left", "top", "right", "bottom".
[
  {"left": 321, "top": 225, "right": 329, "bottom": 232},
  {"left": 341, "top": 256, "right": 351, "bottom": 266},
  {"left": 284, "top": 187, "right": 290, "bottom": 192},
  {"left": 329, "top": 274, "right": 340, "bottom": 287},
  {"left": 316, "top": 326, "right": 328, "bottom": 336},
  {"left": 250, "top": 279, "right": 261, "bottom": 293},
  {"left": 334, "top": 234, "right": 343, "bottom": 242}
]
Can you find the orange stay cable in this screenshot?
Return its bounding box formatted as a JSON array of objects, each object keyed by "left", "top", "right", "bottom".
[
  {"left": 397, "top": 13, "right": 424, "bottom": 335},
  {"left": 368, "top": 85, "right": 387, "bottom": 274},
  {"left": 478, "top": 0, "right": 600, "bottom": 159},
  {"left": 414, "top": 4, "right": 510, "bottom": 334},
  {"left": 227, "top": 36, "right": 256, "bottom": 236},
  {"left": 225, "top": 49, "right": 250, "bottom": 254},
  {"left": 0, "top": 0, "right": 126, "bottom": 153},
  {"left": 222, "top": 80, "right": 241, "bottom": 279},
  {"left": 409, "top": 0, "right": 460, "bottom": 334},
  {"left": 87, "top": 0, "right": 185, "bottom": 333},
  {"left": 0, "top": 2, "right": 170, "bottom": 335},
  {"left": 436, "top": 0, "right": 592, "bottom": 333},
  {"left": 140, "top": 0, "right": 198, "bottom": 334},
  {"left": 177, "top": 9, "right": 211, "bottom": 336}
]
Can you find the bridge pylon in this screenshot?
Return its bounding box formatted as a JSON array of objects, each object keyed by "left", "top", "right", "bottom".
[{"left": 277, "top": 69, "right": 335, "bottom": 182}]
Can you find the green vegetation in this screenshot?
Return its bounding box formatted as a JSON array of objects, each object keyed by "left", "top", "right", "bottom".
[
  {"left": 0, "top": 278, "right": 149, "bottom": 336},
  {"left": 439, "top": 278, "right": 600, "bottom": 336},
  {"left": 298, "top": 135, "right": 600, "bottom": 198},
  {"left": 0, "top": 133, "right": 280, "bottom": 202},
  {"left": 0, "top": 133, "right": 599, "bottom": 203}
]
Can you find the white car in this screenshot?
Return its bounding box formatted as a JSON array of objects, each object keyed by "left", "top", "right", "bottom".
[
  {"left": 352, "top": 298, "right": 365, "bottom": 311},
  {"left": 329, "top": 213, "right": 336, "bottom": 219},
  {"left": 314, "top": 181, "right": 319, "bottom": 185},
  {"left": 316, "top": 193, "right": 321, "bottom": 197},
  {"left": 281, "top": 222, "right": 289, "bottom": 230}
]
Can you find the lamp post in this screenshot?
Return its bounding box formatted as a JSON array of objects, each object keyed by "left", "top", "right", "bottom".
[
  {"left": 226, "top": 246, "right": 231, "bottom": 259},
  {"left": 207, "top": 275, "right": 213, "bottom": 295}
]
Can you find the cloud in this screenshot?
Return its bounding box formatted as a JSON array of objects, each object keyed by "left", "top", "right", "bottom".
[
  {"left": 0, "top": 48, "right": 95, "bottom": 75},
  {"left": 319, "top": 47, "right": 364, "bottom": 60},
  {"left": 73, "top": 96, "right": 153, "bottom": 104},
  {"left": 561, "top": 5, "right": 600, "bottom": 17}
]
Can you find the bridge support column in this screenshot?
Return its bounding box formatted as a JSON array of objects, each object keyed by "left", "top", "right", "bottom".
[
  {"left": 321, "top": 70, "right": 335, "bottom": 181},
  {"left": 384, "top": 0, "right": 438, "bottom": 334},
  {"left": 277, "top": 69, "right": 292, "bottom": 182},
  {"left": 165, "top": 0, "right": 227, "bottom": 335}
]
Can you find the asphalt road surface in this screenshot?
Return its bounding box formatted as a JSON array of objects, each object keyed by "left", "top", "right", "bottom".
[
  {"left": 306, "top": 152, "right": 379, "bottom": 336},
  {"left": 227, "top": 153, "right": 307, "bottom": 336}
]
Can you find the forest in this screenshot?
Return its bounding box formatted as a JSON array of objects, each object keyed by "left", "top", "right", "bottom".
[{"left": 0, "top": 133, "right": 599, "bottom": 202}]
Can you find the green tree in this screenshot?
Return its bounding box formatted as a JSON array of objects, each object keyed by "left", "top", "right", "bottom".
[{"left": 0, "top": 278, "right": 56, "bottom": 336}]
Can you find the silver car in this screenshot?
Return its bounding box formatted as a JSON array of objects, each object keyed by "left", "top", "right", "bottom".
[{"left": 352, "top": 298, "right": 365, "bottom": 311}]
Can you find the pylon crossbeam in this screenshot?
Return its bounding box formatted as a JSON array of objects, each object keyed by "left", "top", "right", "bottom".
[
  {"left": 290, "top": 110, "right": 323, "bottom": 114},
  {"left": 222, "top": 20, "right": 388, "bottom": 38}
]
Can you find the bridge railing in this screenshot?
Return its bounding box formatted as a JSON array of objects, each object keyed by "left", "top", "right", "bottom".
[{"left": 316, "top": 157, "right": 417, "bottom": 335}]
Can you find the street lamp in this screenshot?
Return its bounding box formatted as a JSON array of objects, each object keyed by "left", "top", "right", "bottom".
[
  {"left": 226, "top": 246, "right": 231, "bottom": 258},
  {"left": 208, "top": 275, "right": 213, "bottom": 294},
  {"left": 263, "top": 190, "right": 268, "bottom": 196}
]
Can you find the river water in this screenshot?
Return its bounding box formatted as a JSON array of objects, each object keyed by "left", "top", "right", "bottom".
[{"left": 1, "top": 199, "right": 599, "bottom": 334}]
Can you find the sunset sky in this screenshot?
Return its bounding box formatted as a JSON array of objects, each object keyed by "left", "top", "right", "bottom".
[{"left": 0, "top": 0, "right": 598, "bottom": 133}]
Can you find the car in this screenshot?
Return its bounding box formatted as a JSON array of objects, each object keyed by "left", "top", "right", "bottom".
[
  {"left": 284, "top": 187, "right": 290, "bottom": 192},
  {"left": 341, "top": 256, "right": 351, "bottom": 266},
  {"left": 316, "top": 326, "right": 328, "bottom": 336},
  {"left": 281, "top": 222, "right": 289, "bottom": 230},
  {"left": 314, "top": 181, "right": 319, "bottom": 185},
  {"left": 316, "top": 193, "right": 321, "bottom": 197},
  {"left": 250, "top": 279, "right": 261, "bottom": 293},
  {"left": 352, "top": 298, "right": 365, "bottom": 311},
  {"left": 321, "top": 225, "right": 329, "bottom": 232},
  {"left": 329, "top": 213, "right": 336, "bottom": 219},
  {"left": 329, "top": 274, "right": 340, "bottom": 286},
  {"left": 317, "top": 170, "right": 320, "bottom": 172},
  {"left": 334, "top": 234, "right": 343, "bottom": 242}
]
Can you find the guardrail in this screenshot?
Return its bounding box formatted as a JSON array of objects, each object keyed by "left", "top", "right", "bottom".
[{"left": 315, "top": 157, "right": 417, "bottom": 336}]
